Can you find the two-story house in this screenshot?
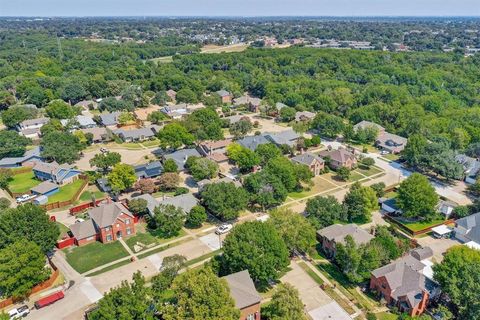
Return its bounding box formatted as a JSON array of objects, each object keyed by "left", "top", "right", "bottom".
[
  {"left": 454, "top": 212, "right": 480, "bottom": 248},
  {"left": 317, "top": 224, "right": 374, "bottom": 257},
  {"left": 291, "top": 152, "right": 325, "bottom": 176},
  {"left": 223, "top": 270, "right": 261, "bottom": 320},
  {"left": 197, "top": 139, "right": 232, "bottom": 163},
  {"left": 318, "top": 148, "right": 357, "bottom": 170}
]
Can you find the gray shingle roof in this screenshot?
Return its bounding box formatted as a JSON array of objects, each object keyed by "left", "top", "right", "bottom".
[
  {"left": 31, "top": 181, "right": 58, "bottom": 195},
  {"left": 114, "top": 127, "right": 155, "bottom": 141},
  {"left": 70, "top": 219, "right": 97, "bottom": 240},
  {"left": 456, "top": 212, "right": 480, "bottom": 243},
  {"left": 19, "top": 117, "right": 50, "bottom": 128},
  {"left": 163, "top": 148, "right": 201, "bottom": 171},
  {"left": 291, "top": 152, "right": 324, "bottom": 166},
  {"left": 134, "top": 161, "right": 163, "bottom": 179},
  {"left": 100, "top": 112, "right": 122, "bottom": 126},
  {"left": 237, "top": 135, "right": 269, "bottom": 151},
  {"left": 317, "top": 224, "right": 374, "bottom": 246},
  {"left": 88, "top": 202, "right": 133, "bottom": 228},
  {"left": 0, "top": 146, "right": 42, "bottom": 167},
  {"left": 216, "top": 90, "right": 231, "bottom": 97},
  {"left": 318, "top": 148, "right": 356, "bottom": 164},
  {"left": 133, "top": 194, "right": 159, "bottom": 216},
  {"left": 159, "top": 193, "right": 198, "bottom": 214},
  {"left": 223, "top": 270, "right": 261, "bottom": 309},
  {"left": 353, "top": 120, "right": 385, "bottom": 132},
  {"left": 264, "top": 130, "right": 300, "bottom": 147}
]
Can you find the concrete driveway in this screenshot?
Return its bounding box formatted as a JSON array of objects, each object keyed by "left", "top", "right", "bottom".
[{"left": 416, "top": 236, "right": 462, "bottom": 263}]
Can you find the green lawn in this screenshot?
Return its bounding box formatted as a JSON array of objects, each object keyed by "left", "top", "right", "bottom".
[
  {"left": 48, "top": 179, "right": 85, "bottom": 204},
  {"left": 355, "top": 165, "right": 383, "bottom": 177},
  {"left": 382, "top": 153, "right": 400, "bottom": 162},
  {"left": 56, "top": 222, "right": 69, "bottom": 240},
  {"left": 8, "top": 170, "right": 40, "bottom": 194},
  {"left": 65, "top": 241, "right": 129, "bottom": 274},
  {"left": 85, "top": 259, "right": 132, "bottom": 277},
  {"left": 141, "top": 139, "right": 160, "bottom": 148},
  {"left": 125, "top": 228, "right": 187, "bottom": 252},
  {"left": 400, "top": 217, "right": 446, "bottom": 232},
  {"left": 79, "top": 189, "right": 106, "bottom": 202},
  {"left": 374, "top": 312, "right": 398, "bottom": 320}
]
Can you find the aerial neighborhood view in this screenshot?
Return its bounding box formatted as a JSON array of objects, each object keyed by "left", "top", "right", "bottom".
[{"left": 0, "top": 1, "right": 480, "bottom": 320}]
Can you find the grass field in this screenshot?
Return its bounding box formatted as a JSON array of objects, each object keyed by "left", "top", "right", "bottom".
[
  {"left": 85, "top": 259, "right": 132, "bottom": 277},
  {"left": 374, "top": 312, "right": 398, "bottom": 320},
  {"left": 65, "top": 241, "right": 129, "bottom": 273},
  {"left": 288, "top": 177, "right": 338, "bottom": 199},
  {"left": 396, "top": 216, "right": 446, "bottom": 232},
  {"left": 47, "top": 179, "right": 85, "bottom": 204},
  {"left": 56, "top": 222, "right": 69, "bottom": 240},
  {"left": 8, "top": 170, "right": 40, "bottom": 194},
  {"left": 79, "top": 188, "right": 106, "bottom": 202}
]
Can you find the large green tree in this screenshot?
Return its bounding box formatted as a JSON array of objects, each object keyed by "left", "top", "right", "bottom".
[
  {"left": 188, "top": 157, "right": 219, "bottom": 181},
  {"left": 262, "top": 283, "right": 307, "bottom": 320},
  {"left": 41, "top": 131, "right": 84, "bottom": 164},
  {"left": 397, "top": 173, "right": 439, "bottom": 219},
  {"left": 343, "top": 182, "right": 378, "bottom": 223},
  {"left": 108, "top": 163, "right": 137, "bottom": 193},
  {"left": 0, "top": 130, "right": 31, "bottom": 159},
  {"left": 158, "top": 122, "right": 195, "bottom": 149},
  {"left": 306, "top": 195, "right": 345, "bottom": 229},
  {"left": 244, "top": 171, "right": 288, "bottom": 209},
  {"left": 1, "top": 105, "right": 39, "bottom": 129},
  {"left": 200, "top": 182, "right": 249, "bottom": 221},
  {"left": 89, "top": 152, "right": 121, "bottom": 173},
  {"left": 45, "top": 100, "right": 76, "bottom": 119},
  {"left": 152, "top": 204, "right": 185, "bottom": 238}
]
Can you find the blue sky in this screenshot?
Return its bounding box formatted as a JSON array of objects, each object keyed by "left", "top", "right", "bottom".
[{"left": 1, "top": 0, "right": 479, "bottom": 17}]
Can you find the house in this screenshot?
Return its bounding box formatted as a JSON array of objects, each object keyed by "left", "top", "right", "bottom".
[
  {"left": 17, "top": 117, "right": 50, "bottom": 139},
  {"left": 376, "top": 132, "right": 408, "bottom": 154},
  {"left": 353, "top": 121, "right": 385, "bottom": 135},
  {"left": 96, "top": 178, "right": 112, "bottom": 193},
  {"left": 237, "top": 135, "right": 269, "bottom": 152},
  {"left": 318, "top": 148, "right": 357, "bottom": 170},
  {"left": 216, "top": 90, "right": 233, "bottom": 104},
  {"left": 61, "top": 115, "right": 97, "bottom": 129},
  {"left": 131, "top": 194, "right": 159, "bottom": 216},
  {"left": 113, "top": 127, "right": 156, "bottom": 142},
  {"left": 30, "top": 181, "right": 59, "bottom": 197},
  {"left": 197, "top": 139, "right": 232, "bottom": 163},
  {"left": 316, "top": 224, "right": 374, "bottom": 257},
  {"left": 197, "top": 176, "right": 242, "bottom": 191},
  {"left": 69, "top": 202, "right": 136, "bottom": 246},
  {"left": 380, "top": 198, "right": 401, "bottom": 214},
  {"left": 436, "top": 200, "right": 457, "bottom": 219},
  {"left": 291, "top": 152, "right": 325, "bottom": 176},
  {"left": 233, "top": 95, "right": 262, "bottom": 112},
  {"left": 32, "top": 161, "right": 82, "bottom": 185},
  {"left": 99, "top": 112, "right": 122, "bottom": 127},
  {"left": 223, "top": 270, "right": 261, "bottom": 320},
  {"left": 225, "top": 115, "right": 247, "bottom": 125},
  {"left": 295, "top": 111, "right": 315, "bottom": 122},
  {"left": 161, "top": 104, "right": 189, "bottom": 119},
  {"left": 163, "top": 148, "right": 201, "bottom": 171},
  {"left": 0, "top": 146, "right": 43, "bottom": 168},
  {"left": 455, "top": 154, "right": 480, "bottom": 184},
  {"left": 20, "top": 128, "right": 43, "bottom": 140},
  {"left": 454, "top": 212, "right": 480, "bottom": 247},
  {"left": 134, "top": 161, "right": 163, "bottom": 179},
  {"left": 75, "top": 100, "right": 98, "bottom": 110},
  {"left": 79, "top": 127, "right": 112, "bottom": 143},
  {"left": 133, "top": 105, "right": 162, "bottom": 122},
  {"left": 166, "top": 89, "right": 177, "bottom": 101},
  {"left": 370, "top": 247, "right": 439, "bottom": 316},
  {"left": 159, "top": 193, "right": 198, "bottom": 214},
  {"left": 308, "top": 302, "right": 352, "bottom": 320},
  {"left": 264, "top": 130, "right": 300, "bottom": 148}
]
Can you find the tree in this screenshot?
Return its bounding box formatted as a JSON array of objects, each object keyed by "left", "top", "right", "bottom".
[
  {"left": 41, "top": 131, "right": 84, "bottom": 164},
  {"left": 336, "top": 166, "right": 351, "bottom": 181},
  {"left": 45, "top": 100, "right": 76, "bottom": 119},
  {"left": 311, "top": 112, "right": 344, "bottom": 138},
  {"left": 244, "top": 171, "right": 288, "bottom": 209},
  {"left": 262, "top": 283, "right": 307, "bottom": 320},
  {"left": 201, "top": 182, "right": 249, "bottom": 221},
  {"left": 108, "top": 164, "right": 137, "bottom": 193},
  {"left": 117, "top": 112, "right": 134, "bottom": 125},
  {"left": 157, "top": 172, "right": 180, "bottom": 191},
  {"left": 226, "top": 143, "right": 260, "bottom": 172},
  {"left": 89, "top": 152, "right": 121, "bottom": 173},
  {"left": 0, "top": 168, "right": 13, "bottom": 189},
  {"left": 334, "top": 235, "right": 363, "bottom": 283},
  {"left": 185, "top": 205, "right": 207, "bottom": 228},
  {"left": 370, "top": 182, "right": 386, "bottom": 198},
  {"left": 397, "top": 173, "right": 439, "bottom": 219},
  {"left": 0, "top": 130, "right": 31, "bottom": 159},
  {"left": 153, "top": 205, "right": 185, "bottom": 238},
  {"left": 255, "top": 143, "right": 282, "bottom": 166},
  {"left": 158, "top": 122, "right": 194, "bottom": 149},
  {"left": 88, "top": 272, "right": 153, "bottom": 320},
  {"left": 306, "top": 195, "right": 345, "bottom": 229},
  {"left": 151, "top": 254, "right": 187, "bottom": 295},
  {"left": 188, "top": 158, "right": 219, "bottom": 181},
  {"left": 176, "top": 88, "right": 198, "bottom": 104},
  {"left": 1, "top": 105, "right": 39, "bottom": 128},
  {"left": 229, "top": 118, "right": 253, "bottom": 138},
  {"left": 185, "top": 107, "right": 224, "bottom": 141},
  {"left": 361, "top": 157, "right": 375, "bottom": 168},
  {"left": 343, "top": 182, "right": 378, "bottom": 223},
  {"left": 61, "top": 81, "right": 87, "bottom": 104},
  {"left": 0, "top": 204, "right": 59, "bottom": 253},
  {"left": 152, "top": 91, "right": 168, "bottom": 105},
  {"left": 128, "top": 198, "right": 149, "bottom": 216},
  {"left": 221, "top": 221, "right": 289, "bottom": 286},
  {"left": 269, "top": 208, "right": 316, "bottom": 254},
  {"left": 468, "top": 179, "right": 480, "bottom": 196},
  {"left": 279, "top": 107, "right": 296, "bottom": 122},
  {"left": 0, "top": 239, "right": 50, "bottom": 299},
  {"left": 433, "top": 246, "right": 480, "bottom": 320},
  {"left": 0, "top": 197, "right": 10, "bottom": 210},
  {"left": 162, "top": 267, "right": 239, "bottom": 320},
  {"left": 147, "top": 110, "right": 167, "bottom": 124},
  {"left": 163, "top": 158, "right": 178, "bottom": 173},
  {"left": 134, "top": 178, "right": 156, "bottom": 194},
  {"left": 264, "top": 156, "right": 301, "bottom": 192}
]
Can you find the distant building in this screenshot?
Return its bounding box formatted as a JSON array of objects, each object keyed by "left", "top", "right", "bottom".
[
  {"left": 17, "top": 117, "right": 50, "bottom": 139},
  {"left": 264, "top": 130, "right": 300, "bottom": 148},
  {"left": 455, "top": 154, "right": 480, "bottom": 184},
  {"left": 0, "top": 146, "right": 43, "bottom": 168},
  {"left": 375, "top": 132, "right": 408, "bottom": 154},
  {"left": 291, "top": 152, "right": 325, "bottom": 176},
  {"left": 237, "top": 135, "right": 269, "bottom": 152},
  {"left": 79, "top": 127, "right": 112, "bottom": 143},
  {"left": 197, "top": 139, "right": 232, "bottom": 163},
  {"left": 161, "top": 104, "right": 189, "bottom": 119},
  {"left": 99, "top": 112, "right": 122, "bottom": 127},
  {"left": 61, "top": 115, "right": 97, "bottom": 129},
  {"left": 295, "top": 111, "right": 315, "bottom": 122},
  {"left": 454, "top": 212, "right": 480, "bottom": 248},
  {"left": 113, "top": 127, "right": 156, "bottom": 142},
  {"left": 163, "top": 148, "right": 201, "bottom": 171},
  {"left": 233, "top": 95, "right": 262, "bottom": 113},
  {"left": 353, "top": 121, "right": 385, "bottom": 135},
  {"left": 317, "top": 224, "right": 374, "bottom": 257},
  {"left": 223, "top": 270, "right": 261, "bottom": 320},
  {"left": 216, "top": 90, "right": 233, "bottom": 104}
]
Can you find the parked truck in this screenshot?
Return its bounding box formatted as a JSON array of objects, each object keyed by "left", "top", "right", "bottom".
[{"left": 34, "top": 291, "right": 64, "bottom": 309}]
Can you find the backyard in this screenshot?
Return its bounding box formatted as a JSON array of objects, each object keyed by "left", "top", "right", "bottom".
[
  {"left": 78, "top": 186, "right": 106, "bottom": 202},
  {"left": 391, "top": 215, "right": 447, "bottom": 233},
  {"left": 65, "top": 241, "right": 129, "bottom": 274},
  {"left": 8, "top": 170, "right": 40, "bottom": 194},
  {"left": 47, "top": 179, "right": 86, "bottom": 204}
]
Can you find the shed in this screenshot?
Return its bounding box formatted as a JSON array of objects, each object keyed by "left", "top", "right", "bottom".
[
  {"left": 33, "top": 195, "right": 48, "bottom": 205},
  {"left": 431, "top": 225, "right": 453, "bottom": 239},
  {"left": 31, "top": 181, "right": 59, "bottom": 196}
]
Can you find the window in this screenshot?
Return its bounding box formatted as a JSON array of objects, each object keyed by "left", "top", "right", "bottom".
[
  {"left": 247, "top": 314, "right": 255, "bottom": 320},
  {"left": 126, "top": 228, "right": 131, "bottom": 235},
  {"left": 106, "top": 235, "right": 112, "bottom": 242},
  {"left": 125, "top": 219, "right": 130, "bottom": 225},
  {"left": 116, "top": 223, "right": 120, "bottom": 228}
]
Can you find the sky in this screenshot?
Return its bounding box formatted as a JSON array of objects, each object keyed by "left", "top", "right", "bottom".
[{"left": 1, "top": 0, "right": 479, "bottom": 17}]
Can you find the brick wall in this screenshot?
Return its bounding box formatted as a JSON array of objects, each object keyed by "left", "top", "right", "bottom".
[{"left": 239, "top": 303, "right": 260, "bottom": 320}]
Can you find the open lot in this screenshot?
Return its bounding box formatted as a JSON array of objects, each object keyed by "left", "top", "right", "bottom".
[{"left": 8, "top": 170, "right": 40, "bottom": 194}]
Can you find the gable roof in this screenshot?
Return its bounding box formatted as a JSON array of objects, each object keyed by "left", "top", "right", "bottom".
[
  {"left": 237, "top": 135, "right": 269, "bottom": 151},
  {"left": 318, "top": 148, "right": 356, "bottom": 164},
  {"left": 216, "top": 90, "right": 231, "bottom": 97},
  {"left": 99, "top": 112, "right": 122, "bottom": 126},
  {"left": 0, "top": 146, "right": 43, "bottom": 167},
  {"left": 114, "top": 127, "right": 156, "bottom": 140},
  {"left": 69, "top": 219, "right": 97, "bottom": 240},
  {"left": 61, "top": 115, "right": 96, "bottom": 128},
  {"left": 19, "top": 117, "right": 50, "bottom": 128},
  {"left": 79, "top": 127, "right": 110, "bottom": 141},
  {"left": 223, "top": 270, "right": 261, "bottom": 309},
  {"left": 134, "top": 161, "right": 163, "bottom": 178},
  {"left": 455, "top": 154, "right": 480, "bottom": 177},
  {"left": 376, "top": 132, "right": 407, "bottom": 149},
  {"left": 31, "top": 181, "right": 59, "bottom": 195},
  {"left": 353, "top": 120, "right": 385, "bottom": 132},
  {"left": 456, "top": 212, "right": 480, "bottom": 244},
  {"left": 291, "top": 152, "right": 324, "bottom": 166},
  {"left": 264, "top": 130, "right": 300, "bottom": 147},
  {"left": 88, "top": 202, "right": 133, "bottom": 228},
  {"left": 33, "top": 161, "right": 81, "bottom": 184},
  {"left": 159, "top": 193, "right": 198, "bottom": 214},
  {"left": 317, "top": 224, "right": 374, "bottom": 246},
  {"left": 163, "top": 148, "right": 201, "bottom": 171}
]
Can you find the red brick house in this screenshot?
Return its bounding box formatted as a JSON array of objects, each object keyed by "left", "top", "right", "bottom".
[
  {"left": 216, "top": 90, "right": 233, "bottom": 104},
  {"left": 318, "top": 148, "right": 357, "bottom": 170},
  {"left": 316, "top": 224, "right": 374, "bottom": 257},
  {"left": 291, "top": 152, "right": 325, "bottom": 176},
  {"left": 370, "top": 247, "right": 439, "bottom": 316},
  {"left": 223, "top": 270, "right": 261, "bottom": 320},
  {"left": 70, "top": 202, "right": 136, "bottom": 246}
]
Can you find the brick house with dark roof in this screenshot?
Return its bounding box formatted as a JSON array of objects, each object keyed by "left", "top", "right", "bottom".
[
  {"left": 223, "top": 270, "right": 261, "bottom": 320},
  {"left": 291, "top": 152, "right": 325, "bottom": 176},
  {"left": 318, "top": 148, "right": 357, "bottom": 170},
  {"left": 317, "top": 224, "right": 374, "bottom": 257}
]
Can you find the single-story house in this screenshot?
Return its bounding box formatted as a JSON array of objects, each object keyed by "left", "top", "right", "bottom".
[
  {"left": 264, "top": 130, "right": 300, "bottom": 148},
  {"left": 161, "top": 104, "right": 189, "bottom": 119},
  {"left": 79, "top": 127, "right": 112, "bottom": 143},
  {"left": 376, "top": 132, "right": 408, "bottom": 154},
  {"left": 17, "top": 117, "right": 50, "bottom": 131},
  {"left": 99, "top": 112, "right": 122, "bottom": 127},
  {"left": 295, "top": 111, "right": 315, "bottom": 122},
  {"left": 0, "top": 146, "right": 43, "bottom": 168},
  {"left": 113, "top": 127, "right": 156, "bottom": 142},
  {"left": 224, "top": 115, "right": 248, "bottom": 125},
  {"left": 233, "top": 95, "right": 262, "bottom": 112},
  {"left": 131, "top": 194, "right": 159, "bottom": 216},
  {"left": 158, "top": 193, "right": 198, "bottom": 214},
  {"left": 291, "top": 152, "right": 325, "bottom": 176},
  {"left": 455, "top": 154, "right": 480, "bottom": 184},
  {"left": 318, "top": 148, "right": 357, "bottom": 170},
  {"left": 33, "top": 161, "right": 82, "bottom": 185},
  {"left": 61, "top": 115, "right": 97, "bottom": 129},
  {"left": 353, "top": 120, "right": 385, "bottom": 135},
  {"left": 216, "top": 90, "right": 233, "bottom": 104},
  {"left": 197, "top": 139, "right": 232, "bottom": 163},
  {"left": 454, "top": 212, "right": 480, "bottom": 246},
  {"left": 223, "top": 270, "right": 261, "bottom": 320},
  {"left": 134, "top": 161, "right": 163, "bottom": 179},
  {"left": 20, "top": 127, "right": 42, "bottom": 140},
  {"left": 370, "top": 247, "right": 439, "bottom": 317},
  {"left": 237, "top": 135, "right": 269, "bottom": 152},
  {"left": 317, "top": 224, "right": 374, "bottom": 257},
  {"left": 197, "top": 176, "right": 242, "bottom": 191},
  {"left": 69, "top": 202, "right": 136, "bottom": 246},
  {"left": 133, "top": 105, "right": 162, "bottom": 122},
  {"left": 163, "top": 148, "right": 201, "bottom": 171},
  {"left": 30, "top": 181, "right": 59, "bottom": 197}
]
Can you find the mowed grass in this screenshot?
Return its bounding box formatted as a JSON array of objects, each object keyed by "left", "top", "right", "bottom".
[
  {"left": 79, "top": 188, "right": 106, "bottom": 202},
  {"left": 8, "top": 170, "right": 40, "bottom": 193},
  {"left": 56, "top": 222, "right": 70, "bottom": 240},
  {"left": 47, "top": 179, "right": 85, "bottom": 204},
  {"left": 65, "top": 241, "right": 129, "bottom": 274},
  {"left": 374, "top": 312, "right": 399, "bottom": 320},
  {"left": 125, "top": 228, "right": 187, "bottom": 252},
  {"left": 400, "top": 217, "right": 446, "bottom": 232},
  {"left": 288, "top": 176, "right": 338, "bottom": 199}
]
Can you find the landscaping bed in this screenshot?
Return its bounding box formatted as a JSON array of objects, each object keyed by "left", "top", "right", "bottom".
[{"left": 65, "top": 241, "right": 129, "bottom": 274}]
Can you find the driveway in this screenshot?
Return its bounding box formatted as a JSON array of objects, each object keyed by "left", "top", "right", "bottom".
[
  {"left": 416, "top": 236, "right": 462, "bottom": 263},
  {"left": 75, "top": 147, "right": 155, "bottom": 171}
]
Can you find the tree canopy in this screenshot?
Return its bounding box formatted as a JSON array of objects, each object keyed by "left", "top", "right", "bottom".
[{"left": 397, "top": 173, "right": 439, "bottom": 219}]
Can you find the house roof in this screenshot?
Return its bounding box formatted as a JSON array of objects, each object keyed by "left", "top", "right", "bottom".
[
  {"left": 159, "top": 193, "right": 198, "bottom": 214},
  {"left": 456, "top": 212, "right": 480, "bottom": 244},
  {"left": 79, "top": 127, "right": 109, "bottom": 141},
  {"left": 99, "top": 112, "right": 122, "bottom": 126},
  {"left": 216, "top": 90, "right": 231, "bottom": 97},
  {"left": 318, "top": 148, "right": 356, "bottom": 164},
  {"left": 19, "top": 117, "right": 50, "bottom": 127},
  {"left": 264, "top": 130, "right": 300, "bottom": 147},
  {"left": 0, "top": 146, "right": 42, "bottom": 167},
  {"left": 317, "top": 224, "right": 374, "bottom": 246},
  {"left": 31, "top": 181, "right": 59, "bottom": 195},
  {"left": 295, "top": 111, "right": 315, "bottom": 121},
  {"left": 224, "top": 115, "right": 246, "bottom": 124},
  {"left": 88, "top": 202, "right": 133, "bottom": 228},
  {"left": 376, "top": 132, "right": 407, "bottom": 149},
  {"left": 275, "top": 102, "right": 288, "bottom": 110},
  {"left": 291, "top": 152, "right": 324, "bottom": 166},
  {"left": 353, "top": 120, "right": 385, "bottom": 132},
  {"left": 114, "top": 127, "right": 155, "bottom": 140},
  {"left": 61, "top": 115, "right": 96, "bottom": 128},
  {"left": 163, "top": 148, "right": 201, "bottom": 171},
  {"left": 223, "top": 270, "right": 261, "bottom": 310},
  {"left": 133, "top": 194, "right": 159, "bottom": 215},
  {"left": 455, "top": 154, "right": 480, "bottom": 177},
  {"left": 233, "top": 95, "right": 261, "bottom": 107},
  {"left": 134, "top": 161, "right": 163, "bottom": 179},
  {"left": 33, "top": 161, "right": 81, "bottom": 184},
  {"left": 199, "top": 139, "right": 232, "bottom": 151},
  {"left": 237, "top": 135, "right": 269, "bottom": 151},
  {"left": 70, "top": 219, "right": 97, "bottom": 240}
]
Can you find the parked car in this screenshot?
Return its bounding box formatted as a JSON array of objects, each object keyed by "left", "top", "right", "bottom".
[
  {"left": 215, "top": 223, "right": 233, "bottom": 235},
  {"left": 100, "top": 147, "right": 108, "bottom": 153},
  {"left": 16, "top": 194, "right": 36, "bottom": 203},
  {"left": 34, "top": 291, "right": 64, "bottom": 309},
  {"left": 75, "top": 218, "right": 85, "bottom": 223},
  {"left": 8, "top": 305, "right": 30, "bottom": 319}
]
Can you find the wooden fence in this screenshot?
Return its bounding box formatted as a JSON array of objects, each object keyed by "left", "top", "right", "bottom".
[
  {"left": 69, "top": 198, "right": 108, "bottom": 215},
  {"left": 40, "top": 176, "right": 89, "bottom": 211},
  {"left": 384, "top": 215, "right": 455, "bottom": 237}
]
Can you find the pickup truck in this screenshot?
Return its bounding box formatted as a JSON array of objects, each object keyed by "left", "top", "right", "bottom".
[
  {"left": 8, "top": 305, "right": 30, "bottom": 319},
  {"left": 15, "top": 194, "right": 36, "bottom": 203}
]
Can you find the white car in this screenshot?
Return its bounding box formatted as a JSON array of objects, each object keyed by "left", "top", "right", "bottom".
[
  {"left": 9, "top": 305, "right": 30, "bottom": 319},
  {"left": 100, "top": 147, "right": 108, "bottom": 153},
  {"left": 215, "top": 224, "right": 233, "bottom": 235},
  {"left": 75, "top": 218, "right": 85, "bottom": 223},
  {"left": 16, "top": 194, "right": 35, "bottom": 203}
]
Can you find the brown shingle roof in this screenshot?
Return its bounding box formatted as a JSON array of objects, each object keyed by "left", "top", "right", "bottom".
[
  {"left": 88, "top": 202, "right": 133, "bottom": 228},
  {"left": 223, "top": 270, "right": 261, "bottom": 309},
  {"left": 317, "top": 224, "right": 374, "bottom": 246}
]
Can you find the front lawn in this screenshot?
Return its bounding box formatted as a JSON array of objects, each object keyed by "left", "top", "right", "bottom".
[
  {"left": 355, "top": 165, "right": 383, "bottom": 177},
  {"left": 47, "top": 179, "right": 85, "bottom": 204},
  {"left": 8, "top": 170, "right": 40, "bottom": 194},
  {"left": 65, "top": 241, "right": 129, "bottom": 274},
  {"left": 125, "top": 228, "right": 187, "bottom": 252},
  {"left": 374, "top": 312, "right": 398, "bottom": 320}
]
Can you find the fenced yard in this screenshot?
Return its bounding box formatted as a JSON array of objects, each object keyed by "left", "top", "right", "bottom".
[{"left": 7, "top": 169, "right": 40, "bottom": 194}]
